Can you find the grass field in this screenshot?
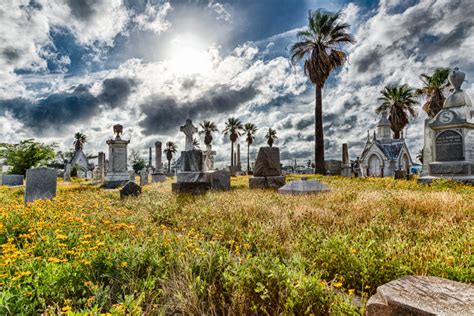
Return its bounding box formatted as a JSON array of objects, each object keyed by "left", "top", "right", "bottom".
[{"left": 0, "top": 175, "right": 472, "bottom": 315}]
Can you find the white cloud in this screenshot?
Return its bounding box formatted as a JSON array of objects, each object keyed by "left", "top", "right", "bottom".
[{"left": 133, "top": 2, "right": 171, "bottom": 33}]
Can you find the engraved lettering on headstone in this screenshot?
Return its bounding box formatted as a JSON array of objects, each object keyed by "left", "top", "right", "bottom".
[{"left": 435, "top": 130, "right": 463, "bottom": 161}]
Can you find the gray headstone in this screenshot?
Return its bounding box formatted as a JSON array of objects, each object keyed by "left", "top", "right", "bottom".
[
  {"left": 1, "top": 174, "right": 24, "bottom": 186},
  {"left": 181, "top": 150, "right": 203, "bottom": 172},
  {"left": 139, "top": 170, "right": 148, "bottom": 186},
  {"left": 120, "top": 181, "right": 142, "bottom": 199},
  {"left": 24, "top": 167, "right": 57, "bottom": 204},
  {"left": 278, "top": 178, "right": 329, "bottom": 195},
  {"left": 253, "top": 147, "right": 281, "bottom": 177},
  {"left": 366, "top": 275, "right": 474, "bottom": 316}
]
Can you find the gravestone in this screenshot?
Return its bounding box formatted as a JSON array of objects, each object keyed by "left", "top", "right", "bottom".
[
  {"left": 94, "top": 152, "right": 106, "bottom": 181},
  {"left": 366, "top": 275, "right": 474, "bottom": 316},
  {"left": 120, "top": 181, "right": 142, "bottom": 199},
  {"left": 419, "top": 67, "right": 474, "bottom": 184},
  {"left": 151, "top": 141, "right": 167, "bottom": 183},
  {"left": 104, "top": 124, "right": 131, "bottom": 188},
  {"left": 341, "top": 143, "right": 352, "bottom": 177},
  {"left": 172, "top": 119, "right": 230, "bottom": 193},
  {"left": 1, "top": 174, "right": 24, "bottom": 186},
  {"left": 24, "top": 167, "right": 57, "bottom": 204},
  {"left": 249, "top": 147, "right": 285, "bottom": 189},
  {"left": 64, "top": 161, "right": 72, "bottom": 182},
  {"left": 278, "top": 177, "right": 329, "bottom": 195},
  {"left": 139, "top": 169, "right": 148, "bottom": 186}
]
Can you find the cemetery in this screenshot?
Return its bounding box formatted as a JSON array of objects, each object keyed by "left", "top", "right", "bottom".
[{"left": 0, "top": 1, "right": 473, "bottom": 315}]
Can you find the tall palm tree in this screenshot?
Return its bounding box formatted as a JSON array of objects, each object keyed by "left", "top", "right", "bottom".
[
  {"left": 193, "top": 137, "right": 200, "bottom": 150},
  {"left": 265, "top": 128, "right": 278, "bottom": 147},
  {"left": 223, "top": 117, "right": 244, "bottom": 166},
  {"left": 199, "top": 121, "right": 218, "bottom": 146},
  {"left": 73, "top": 132, "right": 87, "bottom": 151},
  {"left": 290, "top": 9, "right": 355, "bottom": 175},
  {"left": 243, "top": 123, "right": 258, "bottom": 173},
  {"left": 163, "top": 141, "right": 178, "bottom": 173},
  {"left": 416, "top": 68, "right": 450, "bottom": 118},
  {"left": 376, "top": 84, "right": 418, "bottom": 139}
]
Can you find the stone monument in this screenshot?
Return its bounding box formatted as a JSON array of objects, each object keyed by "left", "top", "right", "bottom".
[
  {"left": 151, "top": 141, "right": 167, "bottom": 183},
  {"left": 24, "top": 167, "right": 57, "bottom": 204},
  {"left": 172, "top": 119, "right": 230, "bottom": 193},
  {"left": 0, "top": 174, "right": 24, "bottom": 186},
  {"left": 104, "top": 124, "right": 131, "bottom": 188},
  {"left": 419, "top": 67, "right": 474, "bottom": 183},
  {"left": 120, "top": 181, "right": 142, "bottom": 199},
  {"left": 341, "top": 143, "right": 352, "bottom": 177},
  {"left": 94, "top": 152, "right": 106, "bottom": 182},
  {"left": 249, "top": 147, "right": 285, "bottom": 189},
  {"left": 278, "top": 177, "right": 329, "bottom": 195},
  {"left": 139, "top": 169, "right": 148, "bottom": 186}
]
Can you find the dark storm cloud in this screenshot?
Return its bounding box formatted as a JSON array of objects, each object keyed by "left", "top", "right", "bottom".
[
  {"left": 0, "top": 85, "right": 99, "bottom": 134},
  {"left": 295, "top": 116, "right": 313, "bottom": 130},
  {"left": 139, "top": 84, "right": 258, "bottom": 135},
  {"left": 66, "top": 0, "right": 96, "bottom": 19},
  {"left": 98, "top": 77, "right": 135, "bottom": 108},
  {"left": 2, "top": 47, "right": 22, "bottom": 63},
  {"left": 353, "top": 47, "right": 384, "bottom": 74},
  {"left": 0, "top": 77, "right": 135, "bottom": 135}
]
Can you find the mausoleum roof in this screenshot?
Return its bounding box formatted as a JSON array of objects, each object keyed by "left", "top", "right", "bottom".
[{"left": 375, "top": 140, "right": 405, "bottom": 160}]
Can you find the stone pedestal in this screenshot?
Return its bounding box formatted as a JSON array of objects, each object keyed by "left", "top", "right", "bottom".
[
  {"left": 249, "top": 176, "right": 285, "bottom": 189},
  {"left": 366, "top": 276, "right": 474, "bottom": 316},
  {"left": 104, "top": 137, "right": 130, "bottom": 188}
]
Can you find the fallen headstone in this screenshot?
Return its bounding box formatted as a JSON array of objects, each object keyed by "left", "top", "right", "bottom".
[
  {"left": 24, "top": 167, "right": 57, "bottom": 204},
  {"left": 366, "top": 275, "right": 474, "bottom": 316},
  {"left": 120, "top": 181, "right": 142, "bottom": 199},
  {"left": 278, "top": 177, "right": 329, "bottom": 195}
]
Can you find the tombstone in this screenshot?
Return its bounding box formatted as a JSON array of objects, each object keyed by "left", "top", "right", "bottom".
[
  {"left": 86, "top": 170, "right": 93, "bottom": 179},
  {"left": 341, "top": 143, "right": 352, "bottom": 177},
  {"left": 119, "top": 181, "right": 142, "bottom": 199},
  {"left": 0, "top": 174, "right": 24, "bottom": 186},
  {"left": 104, "top": 124, "right": 131, "bottom": 188},
  {"left": 325, "top": 160, "right": 342, "bottom": 176},
  {"left": 64, "top": 162, "right": 72, "bottom": 182},
  {"left": 419, "top": 67, "right": 474, "bottom": 184},
  {"left": 366, "top": 276, "right": 474, "bottom": 316},
  {"left": 24, "top": 167, "right": 57, "bottom": 204},
  {"left": 278, "top": 177, "right": 329, "bottom": 195},
  {"left": 172, "top": 119, "right": 230, "bottom": 193},
  {"left": 139, "top": 169, "right": 148, "bottom": 186},
  {"left": 94, "top": 152, "right": 106, "bottom": 181},
  {"left": 151, "top": 141, "right": 167, "bottom": 183},
  {"left": 249, "top": 147, "right": 285, "bottom": 189}
]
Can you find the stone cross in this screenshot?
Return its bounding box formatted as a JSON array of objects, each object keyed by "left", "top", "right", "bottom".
[{"left": 180, "top": 119, "right": 198, "bottom": 151}]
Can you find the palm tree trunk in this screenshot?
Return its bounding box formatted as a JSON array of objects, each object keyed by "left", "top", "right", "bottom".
[
  {"left": 231, "top": 142, "right": 234, "bottom": 166},
  {"left": 168, "top": 160, "right": 171, "bottom": 173},
  {"left": 315, "top": 85, "right": 325, "bottom": 174},
  {"left": 394, "top": 130, "right": 400, "bottom": 139},
  {"left": 247, "top": 143, "right": 250, "bottom": 174}
]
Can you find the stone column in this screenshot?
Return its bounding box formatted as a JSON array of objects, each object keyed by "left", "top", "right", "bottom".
[
  {"left": 155, "top": 141, "right": 162, "bottom": 173},
  {"left": 237, "top": 143, "right": 241, "bottom": 167},
  {"left": 341, "top": 143, "right": 351, "bottom": 177},
  {"left": 148, "top": 147, "right": 152, "bottom": 168},
  {"left": 97, "top": 152, "right": 106, "bottom": 181}
]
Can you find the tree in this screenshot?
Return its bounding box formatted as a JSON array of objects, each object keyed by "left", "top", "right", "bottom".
[
  {"left": 199, "top": 121, "right": 218, "bottom": 146},
  {"left": 376, "top": 84, "right": 418, "bottom": 139},
  {"left": 164, "top": 141, "right": 178, "bottom": 173},
  {"left": 223, "top": 117, "right": 244, "bottom": 166},
  {"left": 193, "top": 138, "right": 200, "bottom": 150},
  {"left": 243, "top": 123, "right": 258, "bottom": 173},
  {"left": 73, "top": 132, "right": 87, "bottom": 151},
  {"left": 265, "top": 128, "right": 278, "bottom": 147},
  {"left": 129, "top": 149, "right": 145, "bottom": 174},
  {"left": 291, "top": 9, "right": 355, "bottom": 174},
  {"left": 416, "top": 68, "right": 450, "bottom": 118},
  {"left": 0, "top": 139, "right": 56, "bottom": 175}
]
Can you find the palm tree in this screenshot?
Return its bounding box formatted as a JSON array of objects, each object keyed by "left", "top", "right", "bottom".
[
  {"left": 199, "top": 121, "right": 218, "bottom": 146},
  {"left": 243, "top": 123, "right": 258, "bottom": 173},
  {"left": 290, "top": 9, "right": 355, "bottom": 174},
  {"left": 416, "top": 68, "right": 450, "bottom": 118},
  {"left": 376, "top": 84, "right": 418, "bottom": 139},
  {"left": 163, "top": 141, "right": 178, "bottom": 173},
  {"left": 223, "top": 117, "right": 244, "bottom": 166},
  {"left": 265, "top": 128, "right": 278, "bottom": 147},
  {"left": 192, "top": 137, "right": 200, "bottom": 150},
  {"left": 73, "top": 132, "right": 87, "bottom": 151}
]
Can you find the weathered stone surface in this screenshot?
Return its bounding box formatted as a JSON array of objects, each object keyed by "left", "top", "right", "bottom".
[
  {"left": 249, "top": 176, "right": 285, "bottom": 189},
  {"left": 24, "top": 167, "right": 57, "bottom": 204},
  {"left": 430, "top": 163, "right": 470, "bottom": 175},
  {"left": 278, "top": 178, "right": 329, "bottom": 195},
  {"left": 172, "top": 182, "right": 210, "bottom": 194},
  {"left": 139, "top": 170, "right": 148, "bottom": 186},
  {"left": 253, "top": 147, "right": 281, "bottom": 177},
  {"left": 120, "top": 181, "right": 142, "bottom": 199},
  {"left": 325, "top": 159, "right": 342, "bottom": 175},
  {"left": 151, "top": 173, "right": 167, "bottom": 183},
  {"left": 209, "top": 170, "right": 231, "bottom": 190},
  {"left": 1, "top": 174, "right": 24, "bottom": 186},
  {"left": 181, "top": 150, "right": 203, "bottom": 172},
  {"left": 436, "top": 130, "right": 464, "bottom": 162},
  {"left": 176, "top": 171, "right": 231, "bottom": 191},
  {"left": 366, "top": 275, "right": 474, "bottom": 316},
  {"left": 104, "top": 135, "right": 130, "bottom": 188}
]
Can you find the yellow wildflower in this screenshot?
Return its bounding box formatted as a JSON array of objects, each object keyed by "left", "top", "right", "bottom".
[
  {"left": 333, "top": 282, "right": 343, "bottom": 289},
  {"left": 56, "top": 234, "right": 68, "bottom": 240},
  {"left": 61, "top": 305, "right": 72, "bottom": 313},
  {"left": 120, "top": 261, "right": 128, "bottom": 267},
  {"left": 348, "top": 289, "right": 355, "bottom": 295}
]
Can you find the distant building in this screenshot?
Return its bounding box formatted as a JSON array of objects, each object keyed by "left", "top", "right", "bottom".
[{"left": 358, "top": 112, "right": 413, "bottom": 177}]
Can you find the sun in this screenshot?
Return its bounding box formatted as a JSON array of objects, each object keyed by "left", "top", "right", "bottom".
[{"left": 166, "top": 34, "right": 214, "bottom": 76}]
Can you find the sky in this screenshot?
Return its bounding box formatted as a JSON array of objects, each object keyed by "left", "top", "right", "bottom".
[{"left": 0, "top": 0, "right": 473, "bottom": 168}]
